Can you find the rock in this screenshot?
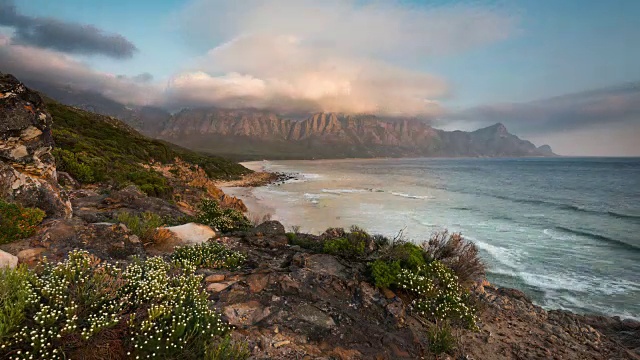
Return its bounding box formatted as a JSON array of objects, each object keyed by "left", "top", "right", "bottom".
[
  {"left": 496, "top": 287, "right": 532, "bottom": 303},
  {"left": 253, "top": 221, "right": 286, "bottom": 236},
  {"left": 302, "top": 254, "right": 345, "bottom": 277},
  {"left": 246, "top": 273, "right": 270, "bottom": 293},
  {"left": 16, "top": 247, "right": 46, "bottom": 265},
  {"left": 165, "top": 223, "right": 216, "bottom": 245},
  {"left": 0, "top": 249, "right": 18, "bottom": 268},
  {"left": 223, "top": 301, "right": 271, "bottom": 327},
  {"left": 621, "top": 318, "right": 640, "bottom": 330},
  {"left": 205, "top": 274, "right": 226, "bottom": 283},
  {"left": 295, "top": 304, "right": 336, "bottom": 329},
  {"left": 382, "top": 288, "right": 396, "bottom": 299},
  {"left": 72, "top": 186, "right": 186, "bottom": 223},
  {"left": 207, "top": 281, "right": 235, "bottom": 293},
  {"left": 0, "top": 73, "right": 72, "bottom": 218},
  {"left": 274, "top": 340, "right": 290, "bottom": 348}
]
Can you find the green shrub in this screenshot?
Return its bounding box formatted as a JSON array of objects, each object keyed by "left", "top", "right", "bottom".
[
  {"left": 323, "top": 237, "right": 366, "bottom": 258},
  {"left": 397, "top": 260, "right": 477, "bottom": 329},
  {"left": 195, "top": 199, "right": 251, "bottom": 233},
  {"left": 370, "top": 259, "right": 401, "bottom": 289},
  {"left": 427, "top": 322, "right": 457, "bottom": 355},
  {"left": 1, "top": 250, "right": 233, "bottom": 359},
  {"left": 386, "top": 242, "right": 427, "bottom": 270},
  {"left": 205, "top": 336, "right": 251, "bottom": 360},
  {"left": 0, "top": 266, "right": 36, "bottom": 343},
  {"left": 287, "top": 234, "right": 325, "bottom": 253},
  {"left": 0, "top": 200, "right": 46, "bottom": 244},
  {"left": 172, "top": 242, "right": 247, "bottom": 270},
  {"left": 116, "top": 211, "right": 164, "bottom": 240}
]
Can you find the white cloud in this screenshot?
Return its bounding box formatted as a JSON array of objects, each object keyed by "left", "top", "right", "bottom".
[{"left": 167, "top": 0, "right": 515, "bottom": 116}]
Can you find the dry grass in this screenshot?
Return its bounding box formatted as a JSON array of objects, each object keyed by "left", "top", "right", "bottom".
[
  {"left": 248, "top": 212, "right": 273, "bottom": 227},
  {"left": 422, "top": 231, "right": 485, "bottom": 288}
]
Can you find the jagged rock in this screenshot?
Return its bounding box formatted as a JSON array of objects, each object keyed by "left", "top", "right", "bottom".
[
  {"left": 252, "top": 220, "right": 285, "bottom": 236},
  {"left": 71, "top": 186, "right": 185, "bottom": 223},
  {"left": 0, "top": 73, "right": 72, "bottom": 218},
  {"left": 165, "top": 223, "right": 216, "bottom": 245},
  {"left": 0, "top": 249, "right": 18, "bottom": 268}
]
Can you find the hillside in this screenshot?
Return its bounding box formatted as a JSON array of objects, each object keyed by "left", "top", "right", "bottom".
[{"left": 46, "top": 101, "right": 251, "bottom": 197}]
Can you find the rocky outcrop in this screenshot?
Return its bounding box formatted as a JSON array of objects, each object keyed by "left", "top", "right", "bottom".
[
  {"left": 0, "top": 73, "right": 72, "bottom": 218},
  {"left": 158, "top": 109, "right": 555, "bottom": 159},
  {"left": 0, "top": 249, "right": 18, "bottom": 268}
]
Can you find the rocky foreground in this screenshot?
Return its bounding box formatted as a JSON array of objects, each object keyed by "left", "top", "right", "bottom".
[{"left": 2, "top": 200, "right": 639, "bottom": 359}]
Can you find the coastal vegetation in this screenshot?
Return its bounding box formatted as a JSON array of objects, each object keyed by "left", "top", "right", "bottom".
[
  {"left": 195, "top": 199, "right": 251, "bottom": 233},
  {"left": 0, "top": 248, "right": 248, "bottom": 359},
  {"left": 0, "top": 200, "right": 46, "bottom": 244},
  {"left": 47, "top": 102, "right": 250, "bottom": 197}
]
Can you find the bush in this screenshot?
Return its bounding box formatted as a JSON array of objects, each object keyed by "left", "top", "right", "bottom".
[
  {"left": 116, "top": 211, "right": 164, "bottom": 240},
  {"left": 397, "top": 260, "right": 477, "bottom": 329},
  {"left": 422, "top": 231, "right": 485, "bottom": 287},
  {"left": 384, "top": 241, "right": 427, "bottom": 270},
  {"left": 427, "top": 322, "right": 457, "bottom": 355},
  {"left": 205, "top": 336, "right": 250, "bottom": 360},
  {"left": 0, "top": 250, "right": 234, "bottom": 359},
  {"left": 323, "top": 237, "right": 366, "bottom": 258},
  {"left": 370, "top": 259, "right": 401, "bottom": 289},
  {"left": 172, "top": 242, "right": 247, "bottom": 270},
  {"left": 0, "top": 266, "right": 35, "bottom": 343},
  {"left": 195, "top": 198, "right": 251, "bottom": 233},
  {"left": 0, "top": 199, "right": 46, "bottom": 244}
]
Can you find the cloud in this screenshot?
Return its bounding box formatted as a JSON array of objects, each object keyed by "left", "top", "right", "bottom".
[
  {"left": 0, "top": 35, "right": 158, "bottom": 105},
  {"left": 0, "top": 0, "right": 137, "bottom": 58},
  {"left": 167, "top": 34, "right": 448, "bottom": 116},
  {"left": 167, "top": 0, "right": 514, "bottom": 116},
  {"left": 448, "top": 82, "right": 640, "bottom": 134}
]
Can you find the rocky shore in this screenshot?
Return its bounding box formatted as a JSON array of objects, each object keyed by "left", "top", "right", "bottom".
[{"left": 1, "top": 73, "right": 638, "bottom": 359}]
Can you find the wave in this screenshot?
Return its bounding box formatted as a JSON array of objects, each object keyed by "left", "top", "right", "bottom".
[
  {"left": 473, "top": 240, "right": 523, "bottom": 270},
  {"left": 390, "top": 191, "right": 433, "bottom": 200},
  {"left": 451, "top": 207, "right": 472, "bottom": 211},
  {"left": 555, "top": 226, "right": 640, "bottom": 252},
  {"left": 447, "top": 189, "right": 640, "bottom": 222},
  {"left": 321, "top": 188, "right": 367, "bottom": 194}
]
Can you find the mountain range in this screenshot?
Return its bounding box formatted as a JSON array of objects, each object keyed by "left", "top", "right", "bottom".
[{"left": 26, "top": 80, "right": 555, "bottom": 160}]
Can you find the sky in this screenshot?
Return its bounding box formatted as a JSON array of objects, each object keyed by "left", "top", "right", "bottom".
[{"left": 0, "top": 0, "right": 639, "bottom": 156}]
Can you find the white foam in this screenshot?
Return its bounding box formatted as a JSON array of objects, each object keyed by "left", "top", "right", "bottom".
[
  {"left": 390, "top": 191, "right": 433, "bottom": 200},
  {"left": 321, "top": 188, "right": 367, "bottom": 194},
  {"left": 473, "top": 240, "right": 523, "bottom": 270}
]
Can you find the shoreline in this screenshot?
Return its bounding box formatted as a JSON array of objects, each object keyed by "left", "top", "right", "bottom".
[{"left": 221, "top": 160, "right": 640, "bottom": 324}]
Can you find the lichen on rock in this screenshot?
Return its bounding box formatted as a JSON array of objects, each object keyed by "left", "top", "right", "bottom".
[{"left": 0, "top": 73, "right": 71, "bottom": 218}]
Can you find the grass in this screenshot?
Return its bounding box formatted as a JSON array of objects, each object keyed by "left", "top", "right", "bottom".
[
  {"left": 116, "top": 211, "right": 165, "bottom": 241},
  {"left": 0, "top": 199, "right": 46, "bottom": 244},
  {"left": 48, "top": 102, "right": 251, "bottom": 197}
]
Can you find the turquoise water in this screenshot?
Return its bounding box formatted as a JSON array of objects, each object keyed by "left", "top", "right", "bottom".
[{"left": 244, "top": 157, "right": 640, "bottom": 319}]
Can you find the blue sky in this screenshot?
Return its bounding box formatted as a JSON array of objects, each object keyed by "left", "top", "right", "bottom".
[
  {"left": 12, "top": 0, "right": 640, "bottom": 106},
  {"left": 2, "top": 0, "right": 639, "bottom": 155}
]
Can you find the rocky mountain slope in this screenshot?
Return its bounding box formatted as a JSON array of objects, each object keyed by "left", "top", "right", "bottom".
[
  {"left": 24, "top": 82, "right": 554, "bottom": 160},
  {"left": 157, "top": 110, "right": 554, "bottom": 160}
]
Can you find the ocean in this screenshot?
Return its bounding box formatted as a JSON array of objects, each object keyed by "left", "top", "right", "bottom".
[{"left": 233, "top": 157, "right": 640, "bottom": 320}]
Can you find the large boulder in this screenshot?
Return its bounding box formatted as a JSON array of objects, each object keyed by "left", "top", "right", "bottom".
[
  {"left": 0, "top": 249, "right": 18, "bottom": 269},
  {"left": 0, "top": 73, "right": 71, "bottom": 218},
  {"left": 165, "top": 223, "right": 216, "bottom": 245}
]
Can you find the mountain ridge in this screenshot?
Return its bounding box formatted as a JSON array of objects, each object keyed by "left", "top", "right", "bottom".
[{"left": 22, "top": 80, "right": 556, "bottom": 160}]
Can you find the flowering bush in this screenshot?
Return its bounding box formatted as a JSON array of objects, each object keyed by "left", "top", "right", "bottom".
[
  {"left": 0, "top": 250, "right": 233, "bottom": 359},
  {"left": 195, "top": 199, "right": 251, "bottom": 233},
  {"left": 172, "top": 242, "right": 247, "bottom": 270},
  {"left": 0, "top": 200, "right": 45, "bottom": 244},
  {"left": 397, "top": 260, "right": 478, "bottom": 329}
]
